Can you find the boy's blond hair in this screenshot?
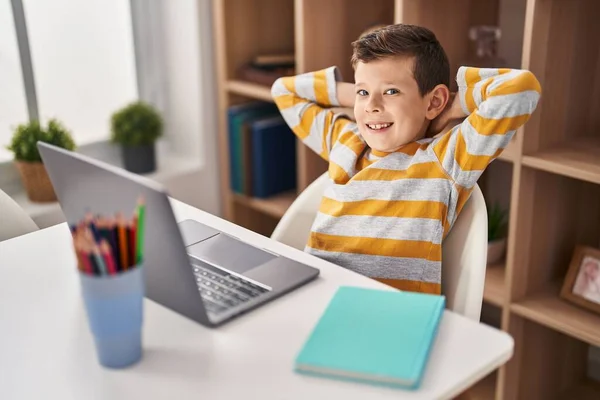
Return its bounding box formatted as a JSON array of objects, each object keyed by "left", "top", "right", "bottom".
[{"left": 351, "top": 23, "right": 450, "bottom": 97}]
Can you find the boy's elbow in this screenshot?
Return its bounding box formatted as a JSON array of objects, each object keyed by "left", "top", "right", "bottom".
[
  {"left": 271, "top": 77, "right": 284, "bottom": 100},
  {"left": 519, "top": 70, "right": 542, "bottom": 96},
  {"left": 271, "top": 76, "right": 295, "bottom": 100}
]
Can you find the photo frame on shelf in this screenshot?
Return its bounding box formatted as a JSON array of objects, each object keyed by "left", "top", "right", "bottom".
[{"left": 560, "top": 245, "right": 600, "bottom": 315}]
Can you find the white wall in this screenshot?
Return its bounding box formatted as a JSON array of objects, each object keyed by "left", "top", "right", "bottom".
[
  {"left": 0, "top": 0, "right": 29, "bottom": 162},
  {"left": 23, "top": 0, "right": 138, "bottom": 146},
  {"left": 158, "top": 0, "right": 221, "bottom": 217},
  {"left": 4, "top": 0, "right": 221, "bottom": 228}
]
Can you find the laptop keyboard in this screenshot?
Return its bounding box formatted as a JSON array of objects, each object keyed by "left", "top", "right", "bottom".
[{"left": 191, "top": 259, "right": 270, "bottom": 315}]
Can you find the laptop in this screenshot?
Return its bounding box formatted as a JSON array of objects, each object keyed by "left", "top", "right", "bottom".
[{"left": 38, "top": 142, "right": 319, "bottom": 327}]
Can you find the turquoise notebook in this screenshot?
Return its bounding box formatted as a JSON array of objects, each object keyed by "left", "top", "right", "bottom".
[{"left": 294, "top": 286, "right": 445, "bottom": 389}]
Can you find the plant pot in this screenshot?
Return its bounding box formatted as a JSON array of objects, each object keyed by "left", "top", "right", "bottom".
[
  {"left": 121, "top": 144, "right": 156, "bottom": 174},
  {"left": 15, "top": 161, "right": 57, "bottom": 202},
  {"left": 487, "top": 238, "right": 507, "bottom": 264}
]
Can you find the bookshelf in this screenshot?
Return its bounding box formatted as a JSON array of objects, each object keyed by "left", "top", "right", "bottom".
[{"left": 212, "top": 0, "right": 600, "bottom": 398}]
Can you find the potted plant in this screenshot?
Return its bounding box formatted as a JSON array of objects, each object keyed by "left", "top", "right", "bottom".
[
  {"left": 110, "top": 101, "right": 163, "bottom": 174},
  {"left": 6, "top": 119, "right": 76, "bottom": 202},
  {"left": 487, "top": 202, "right": 508, "bottom": 264}
]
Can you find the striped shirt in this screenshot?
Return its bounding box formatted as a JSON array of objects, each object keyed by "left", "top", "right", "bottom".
[{"left": 271, "top": 66, "right": 541, "bottom": 294}]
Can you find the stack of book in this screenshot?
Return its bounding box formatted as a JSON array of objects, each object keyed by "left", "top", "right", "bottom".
[
  {"left": 237, "top": 53, "right": 295, "bottom": 86},
  {"left": 227, "top": 101, "right": 297, "bottom": 198}
]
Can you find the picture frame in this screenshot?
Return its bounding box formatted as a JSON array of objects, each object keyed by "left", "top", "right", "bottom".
[{"left": 560, "top": 245, "right": 600, "bottom": 314}]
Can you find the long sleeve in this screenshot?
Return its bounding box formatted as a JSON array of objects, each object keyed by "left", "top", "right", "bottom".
[
  {"left": 271, "top": 67, "right": 358, "bottom": 162},
  {"left": 432, "top": 67, "right": 541, "bottom": 188}
]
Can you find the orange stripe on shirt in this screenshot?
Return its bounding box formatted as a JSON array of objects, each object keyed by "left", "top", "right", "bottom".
[
  {"left": 338, "top": 130, "right": 365, "bottom": 156},
  {"left": 313, "top": 70, "right": 330, "bottom": 105},
  {"left": 353, "top": 162, "right": 448, "bottom": 181},
  {"left": 396, "top": 141, "right": 430, "bottom": 155},
  {"left": 356, "top": 154, "right": 375, "bottom": 171},
  {"left": 490, "top": 71, "right": 542, "bottom": 97},
  {"left": 320, "top": 111, "right": 332, "bottom": 160},
  {"left": 294, "top": 103, "right": 321, "bottom": 140},
  {"left": 330, "top": 118, "right": 352, "bottom": 146},
  {"left": 328, "top": 162, "right": 351, "bottom": 185},
  {"left": 319, "top": 197, "right": 447, "bottom": 220},
  {"left": 308, "top": 232, "right": 442, "bottom": 261},
  {"left": 464, "top": 68, "right": 482, "bottom": 113},
  {"left": 468, "top": 113, "right": 532, "bottom": 136},
  {"left": 454, "top": 129, "right": 503, "bottom": 171},
  {"left": 433, "top": 130, "right": 452, "bottom": 167},
  {"left": 272, "top": 92, "right": 301, "bottom": 110},
  {"left": 282, "top": 76, "right": 295, "bottom": 93},
  {"left": 375, "top": 278, "right": 442, "bottom": 295}
]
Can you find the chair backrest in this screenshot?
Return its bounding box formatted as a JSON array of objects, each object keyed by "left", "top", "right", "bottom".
[
  {"left": 0, "top": 189, "right": 39, "bottom": 242},
  {"left": 271, "top": 173, "right": 330, "bottom": 251},
  {"left": 440, "top": 184, "right": 488, "bottom": 321},
  {"left": 271, "top": 172, "right": 488, "bottom": 321}
]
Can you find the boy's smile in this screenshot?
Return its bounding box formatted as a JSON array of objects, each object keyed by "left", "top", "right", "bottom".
[{"left": 354, "top": 56, "right": 432, "bottom": 153}]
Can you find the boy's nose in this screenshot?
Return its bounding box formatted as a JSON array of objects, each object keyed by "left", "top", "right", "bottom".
[{"left": 365, "top": 98, "right": 383, "bottom": 113}]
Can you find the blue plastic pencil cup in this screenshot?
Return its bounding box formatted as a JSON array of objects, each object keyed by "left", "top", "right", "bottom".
[{"left": 79, "top": 266, "right": 145, "bottom": 368}]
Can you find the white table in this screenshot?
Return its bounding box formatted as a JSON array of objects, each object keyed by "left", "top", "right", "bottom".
[{"left": 0, "top": 198, "right": 513, "bottom": 400}]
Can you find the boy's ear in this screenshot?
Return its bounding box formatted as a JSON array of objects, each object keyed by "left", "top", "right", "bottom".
[{"left": 425, "top": 84, "right": 450, "bottom": 121}]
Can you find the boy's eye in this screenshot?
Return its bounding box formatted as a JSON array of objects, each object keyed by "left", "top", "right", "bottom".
[
  {"left": 385, "top": 88, "right": 400, "bottom": 95},
  {"left": 356, "top": 89, "right": 368, "bottom": 96}
]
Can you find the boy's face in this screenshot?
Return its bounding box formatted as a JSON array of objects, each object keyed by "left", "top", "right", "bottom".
[{"left": 354, "top": 56, "right": 434, "bottom": 153}]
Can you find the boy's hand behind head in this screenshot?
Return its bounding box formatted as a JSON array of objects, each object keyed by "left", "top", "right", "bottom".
[{"left": 351, "top": 24, "right": 452, "bottom": 153}]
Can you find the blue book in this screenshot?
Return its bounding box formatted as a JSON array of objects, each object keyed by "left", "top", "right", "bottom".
[
  {"left": 294, "top": 286, "right": 445, "bottom": 389},
  {"left": 249, "top": 115, "right": 296, "bottom": 198},
  {"left": 227, "top": 102, "right": 277, "bottom": 193}
]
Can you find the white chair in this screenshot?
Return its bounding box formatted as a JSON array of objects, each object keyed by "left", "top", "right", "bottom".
[
  {"left": 0, "top": 189, "right": 39, "bottom": 242},
  {"left": 271, "top": 172, "right": 488, "bottom": 321}
]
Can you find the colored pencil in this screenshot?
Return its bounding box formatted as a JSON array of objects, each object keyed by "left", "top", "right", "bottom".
[
  {"left": 86, "top": 213, "right": 102, "bottom": 243},
  {"left": 84, "top": 227, "right": 107, "bottom": 276},
  {"left": 80, "top": 251, "right": 94, "bottom": 274},
  {"left": 117, "top": 214, "right": 129, "bottom": 269},
  {"left": 71, "top": 199, "right": 146, "bottom": 276},
  {"left": 73, "top": 234, "right": 90, "bottom": 274},
  {"left": 109, "top": 221, "right": 122, "bottom": 272},
  {"left": 128, "top": 220, "right": 137, "bottom": 268},
  {"left": 74, "top": 230, "right": 93, "bottom": 275},
  {"left": 100, "top": 240, "right": 117, "bottom": 275},
  {"left": 92, "top": 246, "right": 108, "bottom": 276},
  {"left": 81, "top": 235, "right": 100, "bottom": 276},
  {"left": 136, "top": 197, "right": 145, "bottom": 263}
]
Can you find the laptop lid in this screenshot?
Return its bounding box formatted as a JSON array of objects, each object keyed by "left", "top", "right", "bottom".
[{"left": 37, "top": 142, "right": 212, "bottom": 325}]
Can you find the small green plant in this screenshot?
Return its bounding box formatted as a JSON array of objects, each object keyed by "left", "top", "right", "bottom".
[
  {"left": 6, "top": 119, "right": 76, "bottom": 162},
  {"left": 488, "top": 202, "right": 508, "bottom": 242},
  {"left": 110, "top": 101, "right": 163, "bottom": 146}
]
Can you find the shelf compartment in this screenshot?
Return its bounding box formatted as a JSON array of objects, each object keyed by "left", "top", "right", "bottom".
[
  {"left": 522, "top": 139, "right": 600, "bottom": 185},
  {"left": 232, "top": 190, "right": 296, "bottom": 219},
  {"left": 559, "top": 379, "right": 600, "bottom": 400},
  {"left": 484, "top": 263, "right": 506, "bottom": 307},
  {"left": 511, "top": 284, "right": 600, "bottom": 347},
  {"left": 497, "top": 137, "right": 518, "bottom": 163},
  {"left": 298, "top": 0, "right": 395, "bottom": 80},
  {"left": 464, "top": 371, "right": 497, "bottom": 400},
  {"left": 221, "top": 0, "right": 295, "bottom": 80},
  {"left": 226, "top": 80, "right": 274, "bottom": 102}
]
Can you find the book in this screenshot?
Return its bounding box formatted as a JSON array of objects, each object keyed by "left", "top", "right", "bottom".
[
  {"left": 294, "top": 286, "right": 445, "bottom": 389},
  {"left": 226, "top": 102, "right": 278, "bottom": 193},
  {"left": 249, "top": 115, "right": 296, "bottom": 198},
  {"left": 253, "top": 53, "right": 295, "bottom": 66}
]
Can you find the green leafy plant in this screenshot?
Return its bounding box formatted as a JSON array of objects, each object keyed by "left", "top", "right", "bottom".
[
  {"left": 488, "top": 202, "right": 508, "bottom": 242},
  {"left": 6, "top": 119, "right": 76, "bottom": 162},
  {"left": 110, "top": 101, "right": 163, "bottom": 146}
]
